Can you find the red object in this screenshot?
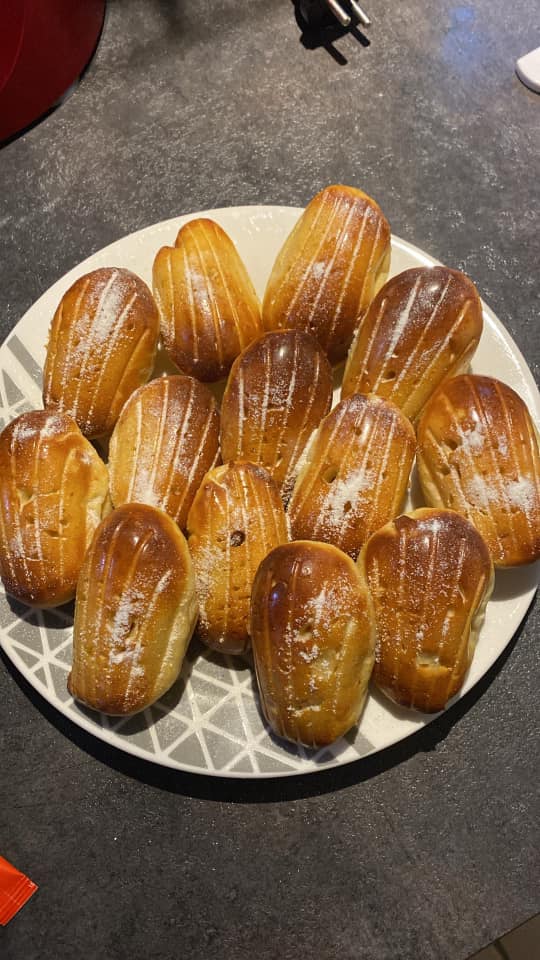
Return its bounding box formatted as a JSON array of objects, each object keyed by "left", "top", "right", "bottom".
[
  {"left": 0, "top": 0, "right": 106, "bottom": 142},
  {"left": 0, "top": 855, "right": 38, "bottom": 925}
]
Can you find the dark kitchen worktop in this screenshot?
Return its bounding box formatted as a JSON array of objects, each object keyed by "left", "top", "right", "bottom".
[{"left": 1, "top": 3, "right": 538, "bottom": 959}]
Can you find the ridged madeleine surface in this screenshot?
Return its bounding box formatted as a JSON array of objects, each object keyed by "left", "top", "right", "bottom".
[
  {"left": 68, "top": 503, "right": 198, "bottom": 715},
  {"left": 153, "top": 218, "right": 262, "bottom": 382},
  {"left": 187, "top": 461, "right": 289, "bottom": 655},
  {"left": 342, "top": 266, "right": 483, "bottom": 419},
  {"left": 0, "top": 410, "right": 110, "bottom": 607},
  {"left": 250, "top": 540, "right": 375, "bottom": 747},
  {"left": 220, "top": 330, "right": 333, "bottom": 501},
  {"left": 262, "top": 185, "right": 391, "bottom": 363},
  {"left": 43, "top": 267, "right": 159, "bottom": 438},
  {"left": 417, "top": 375, "right": 540, "bottom": 566},
  {"left": 361, "top": 509, "right": 494, "bottom": 712},
  {"left": 109, "top": 375, "right": 220, "bottom": 529},
  {"left": 288, "top": 394, "right": 416, "bottom": 559}
]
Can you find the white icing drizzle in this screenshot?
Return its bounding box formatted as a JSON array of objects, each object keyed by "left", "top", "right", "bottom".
[
  {"left": 304, "top": 201, "right": 357, "bottom": 333},
  {"left": 188, "top": 227, "right": 224, "bottom": 366},
  {"left": 371, "top": 275, "right": 422, "bottom": 393},
  {"left": 179, "top": 245, "right": 197, "bottom": 361},
  {"left": 269, "top": 197, "right": 327, "bottom": 311}
]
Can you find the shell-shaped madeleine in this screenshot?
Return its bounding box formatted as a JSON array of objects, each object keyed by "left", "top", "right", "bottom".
[
  {"left": 361, "top": 509, "right": 494, "bottom": 712},
  {"left": 186, "top": 461, "right": 289, "bottom": 655},
  {"left": 417, "top": 375, "right": 540, "bottom": 566},
  {"left": 0, "top": 410, "right": 110, "bottom": 607},
  {"left": 342, "top": 267, "right": 483, "bottom": 420},
  {"left": 68, "top": 504, "right": 198, "bottom": 715},
  {"left": 288, "top": 394, "right": 416, "bottom": 559},
  {"left": 250, "top": 540, "right": 375, "bottom": 747},
  {"left": 109, "top": 375, "right": 220, "bottom": 529},
  {"left": 262, "top": 185, "right": 391, "bottom": 364},
  {"left": 220, "top": 330, "right": 333, "bottom": 501},
  {"left": 152, "top": 218, "right": 263, "bottom": 382},
  {"left": 43, "top": 267, "right": 159, "bottom": 438}
]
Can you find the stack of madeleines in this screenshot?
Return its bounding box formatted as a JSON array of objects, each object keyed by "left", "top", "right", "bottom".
[{"left": 1, "top": 184, "right": 539, "bottom": 751}]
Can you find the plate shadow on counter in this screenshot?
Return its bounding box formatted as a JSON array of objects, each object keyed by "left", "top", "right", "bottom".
[{"left": 1, "top": 600, "right": 533, "bottom": 804}]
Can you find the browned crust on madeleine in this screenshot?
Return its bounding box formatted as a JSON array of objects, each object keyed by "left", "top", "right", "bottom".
[
  {"left": 68, "top": 503, "right": 198, "bottom": 715},
  {"left": 288, "top": 393, "right": 416, "bottom": 559},
  {"left": 220, "top": 329, "right": 333, "bottom": 499},
  {"left": 186, "top": 461, "right": 289, "bottom": 655},
  {"left": 250, "top": 539, "right": 375, "bottom": 747},
  {"left": 0, "top": 409, "right": 110, "bottom": 606},
  {"left": 152, "top": 218, "right": 262, "bottom": 382},
  {"left": 417, "top": 374, "right": 540, "bottom": 566},
  {"left": 342, "top": 266, "right": 483, "bottom": 420},
  {"left": 361, "top": 508, "right": 493, "bottom": 712},
  {"left": 109, "top": 374, "right": 220, "bottom": 529},
  {"left": 43, "top": 267, "right": 159, "bottom": 438},
  {"left": 262, "top": 185, "right": 391, "bottom": 364}
]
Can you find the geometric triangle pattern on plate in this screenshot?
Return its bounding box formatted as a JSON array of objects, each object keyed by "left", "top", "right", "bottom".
[{"left": 3, "top": 370, "right": 25, "bottom": 406}]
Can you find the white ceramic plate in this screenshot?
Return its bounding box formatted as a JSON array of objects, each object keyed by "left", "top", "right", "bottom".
[{"left": 0, "top": 205, "right": 538, "bottom": 779}]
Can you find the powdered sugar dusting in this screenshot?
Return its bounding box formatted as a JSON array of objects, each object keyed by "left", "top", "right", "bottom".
[
  {"left": 318, "top": 469, "right": 374, "bottom": 531},
  {"left": 306, "top": 583, "right": 343, "bottom": 627},
  {"left": 375, "top": 275, "right": 421, "bottom": 376},
  {"left": 460, "top": 419, "right": 485, "bottom": 452},
  {"left": 128, "top": 465, "right": 161, "bottom": 507},
  {"left": 190, "top": 542, "right": 215, "bottom": 628},
  {"left": 89, "top": 271, "right": 132, "bottom": 342},
  {"left": 506, "top": 477, "right": 537, "bottom": 512},
  {"left": 418, "top": 516, "right": 443, "bottom": 537},
  {"left": 108, "top": 570, "right": 172, "bottom": 650},
  {"left": 283, "top": 428, "right": 317, "bottom": 502},
  {"left": 41, "top": 413, "right": 70, "bottom": 438},
  {"left": 466, "top": 473, "right": 537, "bottom": 513},
  {"left": 298, "top": 645, "right": 320, "bottom": 662},
  {"left": 108, "top": 586, "right": 141, "bottom": 644}
]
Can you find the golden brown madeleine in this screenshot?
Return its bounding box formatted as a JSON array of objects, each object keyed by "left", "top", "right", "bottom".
[
  {"left": 342, "top": 266, "right": 483, "bottom": 419},
  {"left": 361, "top": 509, "right": 494, "bottom": 713},
  {"left": 250, "top": 540, "right": 375, "bottom": 747},
  {"left": 220, "top": 330, "right": 333, "bottom": 501},
  {"left": 186, "top": 461, "right": 289, "bottom": 655},
  {"left": 0, "top": 410, "right": 110, "bottom": 607},
  {"left": 417, "top": 375, "right": 540, "bottom": 566},
  {"left": 68, "top": 503, "right": 198, "bottom": 715},
  {"left": 262, "top": 185, "right": 391, "bottom": 364},
  {"left": 288, "top": 394, "right": 416, "bottom": 559},
  {"left": 109, "top": 374, "right": 220, "bottom": 529},
  {"left": 152, "top": 218, "right": 262, "bottom": 382},
  {"left": 43, "top": 267, "right": 159, "bottom": 438}
]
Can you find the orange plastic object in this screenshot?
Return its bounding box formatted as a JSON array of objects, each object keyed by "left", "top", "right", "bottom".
[{"left": 0, "top": 855, "right": 38, "bottom": 925}]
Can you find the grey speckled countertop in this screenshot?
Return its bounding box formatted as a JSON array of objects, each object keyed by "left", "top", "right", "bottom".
[{"left": 1, "top": 3, "right": 539, "bottom": 959}]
